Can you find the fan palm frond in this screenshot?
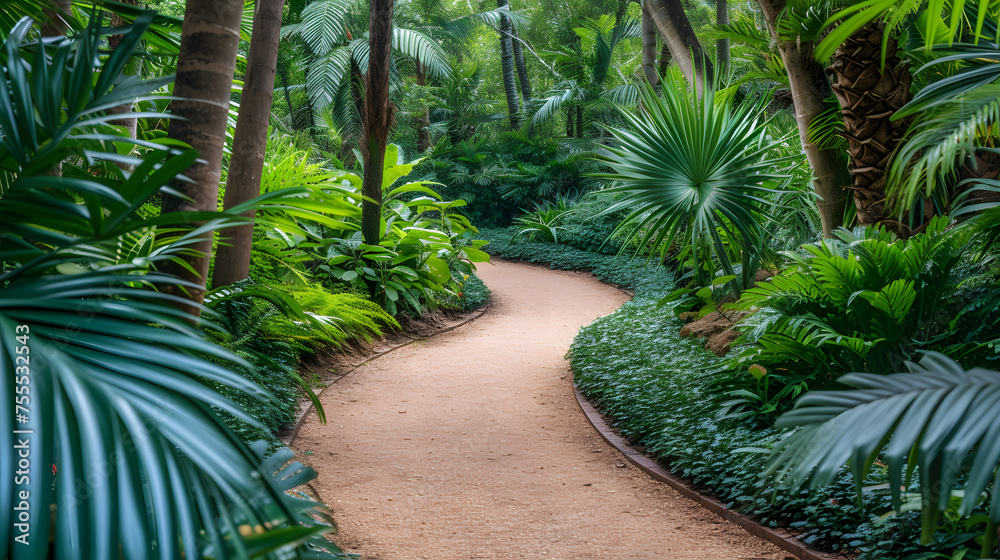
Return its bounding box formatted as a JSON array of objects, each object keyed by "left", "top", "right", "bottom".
[
  {"left": 392, "top": 27, "right": 451, "bottom": 79},
  {"left": 281, "top": 0, "right": 354, "bottom": 55}
]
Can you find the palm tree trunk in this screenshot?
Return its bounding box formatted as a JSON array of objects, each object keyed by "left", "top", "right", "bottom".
[
  {"left": 717, "top": 0, "right": 729, "bottom": 77},
  {"left": 498, "top": 0, "right": 520, "bottom": 128},
  {"left": 643, "top": 0, "right": 712, "bottom": 88},
  {"left": 40, "top": 0, "right": 71, "bottom": 36},
  {"left": 575, "top": 105, "right": 583, "bottom": 139},
  {"left": 361, "top": 0, "right": 394, "bottom": 251},
  {"left": 658, "top": 42, "right": 671, "bottom": 77},
  {"left": 827, "top": 22, "right": 912, "bottom": 231},
  {"left": 159, "top": 0, "right": 244, "bottom": 313},
  {"left": 415, "top": 60, "right": 432, "bottom": 152},
  {"left": 641, "top": 4, "right": 659, "bottom": 87},
  {"left": 214, "top": 0, "right": 286, "bottom": 288},
  {"left": 566, "top": 107, "right": 574, "bottom": 137},
  {"left": 511, "top": 27, "right": 532, "bottom": 103},
  {"left": 759, "top": 0, "right": 849, "bottom": 238}
]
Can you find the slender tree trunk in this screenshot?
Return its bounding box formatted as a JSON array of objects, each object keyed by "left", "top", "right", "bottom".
[
  {"left": 575, "top": 105, "right": 583, "bottom": 139},
  {"left": 658, "top": 42, "right": 671, "bottom": 77},
  {"left": 107, "top": 0, "right": 139, "bottom": 171},
  {"left": 415, "top": 60, "right": 432, "bottom": 152},
  {"left": 641, "top": 2, "right": 659, "bottom": 87},
  {"left": 759, "top": 0, "right": 849, "bottom": 238},
  {"left": 511, "top": 27, "right": 532, "bottom": 103},
  {"left": 717, "top": 0, "right": 729, "bottom": 77},
  {"left": 159, "top": 0, "right": 244, "bottom": 313},
  {"left": 643, "top": 0, "right": 712, "bottom": 89},
  {"left": 214, "top": 0, "right": 285, "bottom": 288},
  {"left": 40, "top": 0, "right": 71, "bottom": 36},
  {"left": 498, "top": 0, "right": 520, "bottom": 128},
  {"left": 827, "top": 23, "right": 912, "bottom": 231},
  {"left": 280, "top": 68, "right": 295, "bottom": 127},
  {"left": 566, "top": 107, "right": 574, "bottom": 137},
  {"left": 360, "top": 0, "right": 394, "bottom": 255}
]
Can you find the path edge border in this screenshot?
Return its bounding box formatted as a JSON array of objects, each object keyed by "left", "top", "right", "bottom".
[
  {"left": 572, "top": 384, "right": 848, "bottom": 560},
  {"left": 284, "top": 302, "right": 492, "bottom": 446}
]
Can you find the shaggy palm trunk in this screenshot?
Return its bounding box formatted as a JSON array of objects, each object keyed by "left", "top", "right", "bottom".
[
  {"left": 214, "top": 0, "right": 286, "bottom": 288},
  {"left": 759, "top": 0, "right": 850, "bottom": 238},
  {"left": 360, "top": 0, "right": 394, "bottom": 298},
  {"left": 511, "top": 27, "right": 532, "bottom": 103},
  {"left": 717, "top": 0, "right": 729, "bottom": 76},
  {"left": 160, "top": 0, "right": 244, "bottom": 313},
  {"left": 498, "top": 0, "right": 520, "bottom": 128},
  {"left": 641, "top": 5, "right": 659, "bottom": 87},
  {"left": 827, "top": 23, "right": 912, "bottom": 231},
  {"left": 415, "top": 60, "right": 432, "bottom": 152},
  {"left": 644, "top": 0, "right": 712, "bottom": 90}
]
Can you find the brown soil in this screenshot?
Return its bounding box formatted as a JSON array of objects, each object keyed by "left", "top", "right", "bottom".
[{"left": 293, "top": 259, "right": 794, "bottom": 560}]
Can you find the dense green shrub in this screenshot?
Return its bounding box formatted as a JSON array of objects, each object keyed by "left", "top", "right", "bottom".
[{"left": 570, "top": 278, "right": 963, "bottom": 559}]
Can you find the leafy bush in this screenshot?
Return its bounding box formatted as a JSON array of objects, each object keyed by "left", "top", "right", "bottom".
[
  {"left": 721, "top": 218, "right": 1000, "bottom": 422},
  {"left": 570, "top": 274, "right": 957, "bottom": 560}
]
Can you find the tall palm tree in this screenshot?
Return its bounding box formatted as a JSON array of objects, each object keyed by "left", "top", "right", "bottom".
[
  {"left": 757, "top": 0, "right": 851, "bottom": 238},
  {"left": 643, "top": 0, "right": 712, "bottom": 88},
  {"left": 159, "top": 0, "right": 245, "bottom": 313},
  {"left": 530, "top": 14, "right": 641, "bottom": 133},
  {"left": 214, "top": 0, "right": 287, "bottom": 288},
  {"left": 498, "top": 0, "right": 520, "bottom": 128}
]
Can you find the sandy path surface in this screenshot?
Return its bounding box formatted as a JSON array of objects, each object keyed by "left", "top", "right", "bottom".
[{"left": 294, "top": 260, "right": 792, "bottom": 560}]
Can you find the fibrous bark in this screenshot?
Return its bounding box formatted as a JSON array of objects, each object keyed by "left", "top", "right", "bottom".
[
  {"left": 214, "top": 0, "right": 286, "bottom": 288},
  {"left": 160, "top": 0, "right": 244, "bottom": 312},
  {"left": 826, "top": 23, "right": 912, "bottom": 230}
]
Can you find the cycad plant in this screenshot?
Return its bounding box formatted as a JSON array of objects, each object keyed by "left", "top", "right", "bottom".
[
  {"left": 596, "top": 68, "right": 788, "bottom": 294},
  {"left": 0, "top": 15, "right": 343, "bottom": 558}
]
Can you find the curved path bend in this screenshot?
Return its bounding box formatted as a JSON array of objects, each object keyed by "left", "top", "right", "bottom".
[{"left": 294, "top": 260, "right": 791, "bottom": 560}]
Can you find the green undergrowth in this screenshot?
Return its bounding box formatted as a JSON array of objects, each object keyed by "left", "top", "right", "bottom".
[{"left": 482, "top": 232, "right": 952, "bottom": 559}]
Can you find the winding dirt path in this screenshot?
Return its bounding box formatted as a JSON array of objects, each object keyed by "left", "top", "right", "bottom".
[{"left": 294, "top": 260, "right": 791, "bottom": 560}]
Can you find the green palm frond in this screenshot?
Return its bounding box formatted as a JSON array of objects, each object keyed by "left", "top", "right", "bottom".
[
  {"left": 897, "top": 42, "right": 1000, "bottom": 119},
  {"left": 708, "top": 18, "right": 771, "bottom": 50},
  {"left": 767, "top": 352, "right": 1000, "bottom": 545},
  {"left": 0, "top": 15, "right": 343, "bottom": 558},
  {"left": 445, "top": 5, "right": 529, "bottom": 36},
  {"left": 815, "top": 0, "right": 995, "bottom": 64},
  {"left": 603, "top": 82, "right": 638, "bottom": 106},
  {"left": 392, "top": 27, "right": 451, "bottom": 79},
  {"left": 281, "top": 0, "right": 354, "bottom": 55},
  {"left": 888, "top": 85, "right": 1000, "bottom": 212},
  {"left": 530, "top": 88, "right": 575, "bottom": 127},
  {"left": 306, "top": 46, "right": 352, "bottom": 110}
]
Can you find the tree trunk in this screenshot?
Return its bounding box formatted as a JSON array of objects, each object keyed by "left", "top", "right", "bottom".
[
  {"left": 566, "top": 107, "right": 574, "bottom": 137},
  {"left": 159, "top": 0, "right": 244, "bottom": 313},
  {"left": 498, "top": 0, "right": 520, "bottom": 128},
  {"left": 511, "top": 27, "right": 532, "bottom": 103},
  {"left": 827, "top": 22, "right": 912, "bottom": 231},
  {"left": 40, "top": 0, "right": 71, "bottom": 36},
  {"left": 575, "top": 104, "right": 583, "bottom": 139},
  {"left": 107, "top": 0, "right": 139, "bottom": 171},
  {"left": 643, "top": 0, "right": 712, "bottom": 89},
  {"left": 641, "top": 3, "right": 659, "bottom": 87},
  {"left": 360, "top": 0, "right": 394, "bottom": 250},
  {"left": 758, "top": 0, "right": 850, "bottom": 238},
  {"left": 415, "top": 60, "right": 432, "bottom": 152},
  {"left": 658, "top": 42, "right": 671, "bottom": 77},
  {"left": 213, "top": 0, "right": 286, "bottom": 288},
  {"left": 717, "top": 0, "right": 729, "bottom": 77}
]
